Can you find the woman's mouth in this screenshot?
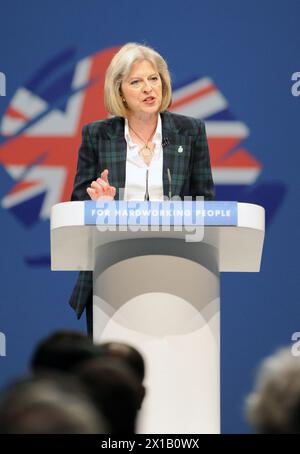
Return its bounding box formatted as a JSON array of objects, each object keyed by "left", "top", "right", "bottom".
[{"left": 143, "top": 96, "right": 156, "bottom": 104}]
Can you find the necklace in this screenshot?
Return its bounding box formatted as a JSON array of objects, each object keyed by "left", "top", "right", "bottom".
[{"left": 129, "top": 122, "right": 157, "bottom": 158}]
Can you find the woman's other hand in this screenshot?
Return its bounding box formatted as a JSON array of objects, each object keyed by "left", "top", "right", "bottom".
[{"left": 86, "top": 169, "right": 116, "bottom": 201}]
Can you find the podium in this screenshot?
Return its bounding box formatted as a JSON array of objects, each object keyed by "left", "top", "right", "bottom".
[{"left": 51, "top": 201, "right": 264, "bottom": 434}]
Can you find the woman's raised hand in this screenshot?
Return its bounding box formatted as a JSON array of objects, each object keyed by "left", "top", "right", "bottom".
[{"left": 86, "top": 169, "right": 116, "bottom": 201}]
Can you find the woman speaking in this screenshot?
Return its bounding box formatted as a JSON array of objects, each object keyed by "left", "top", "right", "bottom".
[{"left": 70, "top": 43, "right": 215, "bottom": 333}]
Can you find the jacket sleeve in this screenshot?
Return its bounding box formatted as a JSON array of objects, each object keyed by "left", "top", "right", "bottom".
[
  {"left": 190, "top": 121, "right": 215, "bottom": 201},
  {"left": 71, "top": 125, "right": 99, "bottom": 201},
  {"left": 69, "top": 125, "right": 98, "bottom": 319}
]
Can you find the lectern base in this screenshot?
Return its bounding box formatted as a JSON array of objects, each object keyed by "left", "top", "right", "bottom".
[{"left": 93, "top": 240, "right": 220, "bottom": 434}]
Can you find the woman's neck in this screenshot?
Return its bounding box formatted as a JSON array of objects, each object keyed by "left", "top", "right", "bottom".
[{"left": 127, "top": 112, "right": 159, "bottom": 137}]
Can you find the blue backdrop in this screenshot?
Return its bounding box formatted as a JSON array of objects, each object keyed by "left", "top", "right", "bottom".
[{"left": 0, "top": 0, "right": 299, "bottom": 433}]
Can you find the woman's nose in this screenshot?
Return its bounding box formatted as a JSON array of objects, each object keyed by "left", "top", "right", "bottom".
[{"left": 143, "top": 80, "right": 152, "bottom": 91}]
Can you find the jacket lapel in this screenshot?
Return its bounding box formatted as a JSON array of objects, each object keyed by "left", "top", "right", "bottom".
[
  {"left": 98, "top": 117, "right": 127, "bottom": 199},
  {"left": 161, "top": 112, "right": 192, "bottom": 198}
]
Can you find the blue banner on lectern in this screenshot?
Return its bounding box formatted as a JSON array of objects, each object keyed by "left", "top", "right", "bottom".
[{"left": 84, "top": 201, "right": 238, "bottom": 226}]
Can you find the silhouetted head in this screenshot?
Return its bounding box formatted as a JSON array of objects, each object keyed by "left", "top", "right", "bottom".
[
  {"left": 30, "top": 330, "right": 100, "bottom": 374},
  {"left": 246, "top": 347, "right": 300, "bottom": 434},
  {"left": 0, "top": 374, "right": 108, "bottom": 434},
  {"left": 99, "top": 341, "right": 145, "bottom": 382},
  {"left": 77, "top": 357, "right": 144, "bottom": 433}
]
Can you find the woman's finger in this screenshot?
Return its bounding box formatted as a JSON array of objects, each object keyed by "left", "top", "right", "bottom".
[
  {"left": 100, "top": 169, "right": 109, "bottom": 183},
  {"left": 87, "top": 187, "right": 99, "bottom": 200},
  {"left": 96, "top": 178, "right": 109, "bottom": 189},
  {"left": 91, "top": 180, "right": 104, "bottom": 191},
  {"left": 108, "top": 186, "right": 116, "bottom": 198}
]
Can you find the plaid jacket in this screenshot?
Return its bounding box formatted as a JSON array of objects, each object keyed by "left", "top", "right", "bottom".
[{"left": 69, "top": 111, "right": 214, "bottom": 318}]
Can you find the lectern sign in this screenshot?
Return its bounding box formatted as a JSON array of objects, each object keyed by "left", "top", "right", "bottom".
[{"left": 84, "top": 201, "right": 237, "bottom": 227}]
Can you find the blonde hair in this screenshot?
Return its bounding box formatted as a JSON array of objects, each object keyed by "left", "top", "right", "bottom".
[{"left": 104, "top": 43, "right": 172, "bottom": 117}]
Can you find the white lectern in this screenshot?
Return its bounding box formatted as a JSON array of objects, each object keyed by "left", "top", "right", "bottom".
[{"left": 51, "top": 201, "right": 264, "bottom": 434}]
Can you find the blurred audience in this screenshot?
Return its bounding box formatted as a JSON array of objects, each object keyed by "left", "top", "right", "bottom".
[
  {"left": 30, "top": 329, "right": 98, "bottom": 374},
  {"left": 100, "top": 341, "right": 145, "bottom": 384},
  {"left": 6, "top": 329, "right": 300, "bottom": 434},
  {"left": 0, "top": 373, "right": 107, "bottom": 434},
  {"left": 245, "top": 347, "right": 300, "bottom": 434},
  {"left": 8, "top": 329, "right": 147, "bottom": 434},
  {"left": 77, "top": 356, "right": 144, "bottom": 433}
]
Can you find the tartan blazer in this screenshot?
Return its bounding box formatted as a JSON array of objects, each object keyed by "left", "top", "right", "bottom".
[{"left": 69, "top": 111, "right": 214, "bottom": 318}]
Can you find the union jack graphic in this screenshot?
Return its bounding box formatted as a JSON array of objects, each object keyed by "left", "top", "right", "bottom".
[
  {"left": 0, "top": 46, "right": 284, "bottom": 238},
  {"left": 171, "top": 76, "right": 261, "bottom": 185}
]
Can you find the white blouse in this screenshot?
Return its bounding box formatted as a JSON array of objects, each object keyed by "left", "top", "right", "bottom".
[{"left": 123, "top": 115, "right": 164, "bottom": 201}]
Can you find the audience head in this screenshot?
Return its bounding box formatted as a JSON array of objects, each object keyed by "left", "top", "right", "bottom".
[
  {"left": 0, "top": 374, "right": 107, "bottom": 434},
  {"left": 246, "top": 347, "right": 300, "bottom": 434},
  {"left": 99, "top": 341, "right": 145, "bottom": 383},
  {"left": 77, "top": 357, "right": 143, "bottom": 433},
  {"left": 30, "top": 329, "right": 98, "bottom": 374}
]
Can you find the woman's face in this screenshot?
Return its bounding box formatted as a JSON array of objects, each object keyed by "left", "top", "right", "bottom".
[{"left": 121, "top": 59, "right": 162, "bottom": 119}]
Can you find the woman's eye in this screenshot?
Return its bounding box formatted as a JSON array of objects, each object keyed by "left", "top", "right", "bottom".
[{"left": 130, "top": 80, "right": 139, "bottom": 85}]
